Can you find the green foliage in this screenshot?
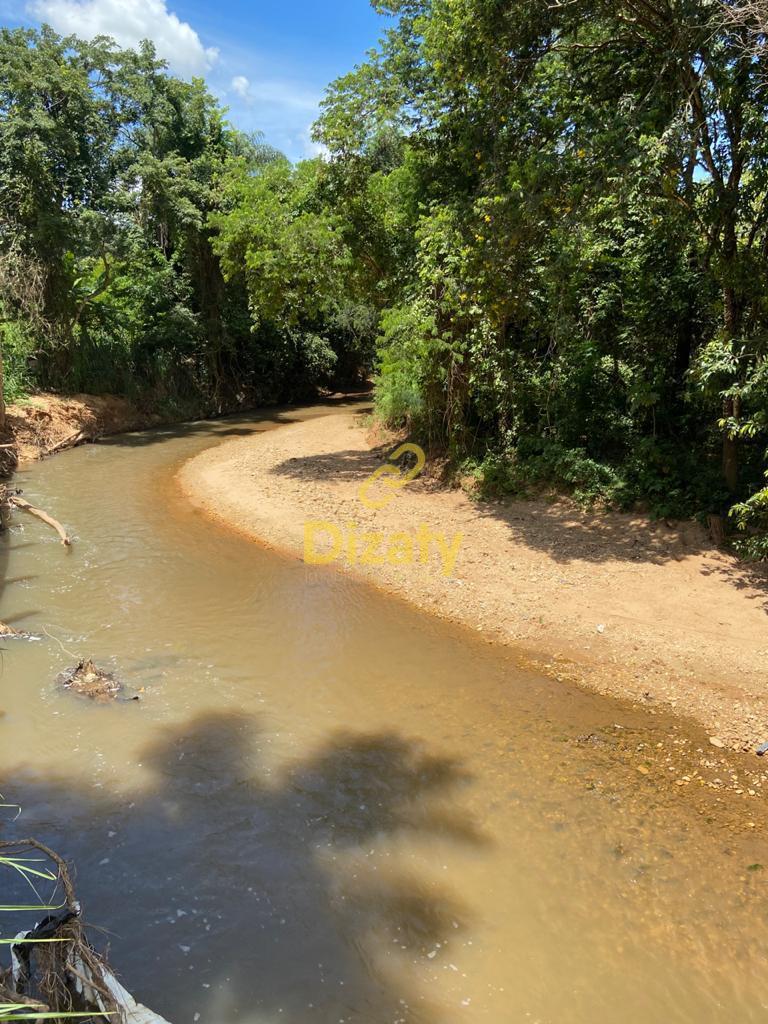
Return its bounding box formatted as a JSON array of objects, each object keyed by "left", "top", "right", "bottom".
[
  {"left": 0, "top": 321, "right": 35, "bottom": 404},
  {"left": 375, "top": 303, "right": 442, "bottom": 432},
  {"left": 731, "top": 468, "right": 768, "bottom": 560},
  {"left": 0, "top": 27, "right": 371, "bottom": 418},
  {"left": 311, "top": 0, "right": 768, "bottom": 547},
  {"left": 469, "top": 434, "right": 730, "bottom": 521},
  {"left": 5, "top": 9, "right": 768, "bottom": 552},
  {"left": 473, "top": 444, "right": 626, "bottom": 508},
  {"left": 213, "top": 159, "right": 352, "bottom": 330},
  {"left": 211, "top": 156, "right": 377, "bottom": 396}
]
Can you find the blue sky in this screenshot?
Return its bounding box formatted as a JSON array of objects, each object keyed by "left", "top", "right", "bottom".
[{"left": 0, "top": 0, "right": 389, "bottom": 160}]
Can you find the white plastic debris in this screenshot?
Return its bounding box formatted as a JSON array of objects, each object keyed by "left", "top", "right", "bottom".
[{"left": 12, "top": 927, "right": 172, "bottom": 1024}]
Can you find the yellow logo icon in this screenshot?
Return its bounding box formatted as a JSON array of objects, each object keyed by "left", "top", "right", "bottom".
[
  {"left": 303, "top": 441, "right": 463, "bottom": 577},
  {"left": 357, "top": 443, "right": 426, "bottom": 510}
]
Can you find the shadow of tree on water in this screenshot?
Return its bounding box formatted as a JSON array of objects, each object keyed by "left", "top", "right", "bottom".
[{"left": 3, "top": 711, "right": 484, "bottom": 1024}]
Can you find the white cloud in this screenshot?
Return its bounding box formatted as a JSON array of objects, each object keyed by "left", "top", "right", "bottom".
[
  {"left": 231, "top": 75, "right": 250, "bottom": 99},
  {"left": 29, "top": 0, "right": 219, "bottom": 78},
  {"left": 226, "top": 75, "right": 319, "bottom": 114}
]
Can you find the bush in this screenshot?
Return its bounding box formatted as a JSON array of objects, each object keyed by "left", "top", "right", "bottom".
[
  {"left": 374, "top": 363, "right": 424, "bottom": 426},
  {"left": 471, "top": 435, "right": 730, "bottom": 519},
  {"left": 474, "top": 440, "right": 626, "bottom": 506},
  {"left": 731, "top": 477, "right": 768, "bottom": 561},
  {"left": 1, "top": 319, "right": 35, "bottom": 404}
]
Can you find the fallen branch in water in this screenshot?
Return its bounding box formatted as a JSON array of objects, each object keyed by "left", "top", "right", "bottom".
[
  {"left": 7, "top": 496, "right": 71, "bottom": 546},
  {"left": 45, "top": 429, "right": 94, "bottom": 457}
]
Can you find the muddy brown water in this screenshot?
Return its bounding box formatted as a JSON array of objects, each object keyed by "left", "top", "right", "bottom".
[{"left": 1, "top": 402, "right": 767, "bottom": 1023}]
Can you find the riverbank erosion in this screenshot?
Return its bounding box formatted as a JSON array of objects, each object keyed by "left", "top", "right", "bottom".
[
  {"left": 4, "top": 392, "right": 153, "bottom": 467},
  {"left": 178, "top": 410, "right": 768, "bottom": 751}
]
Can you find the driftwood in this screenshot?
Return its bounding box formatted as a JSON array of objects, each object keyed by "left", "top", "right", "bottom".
[
  {"left": 0, "top": 621, "right": 36, "bottom": 640},
  {"left": 45, "top": 429, "right": 94, "bottom": 457},
  {"left": 6, "top": 495, "right": 71, "bottom": 546}
]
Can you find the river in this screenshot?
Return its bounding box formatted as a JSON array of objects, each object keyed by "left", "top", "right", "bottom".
[{"left": 1, "top": 402, "right": 767, "bottom": 1023}]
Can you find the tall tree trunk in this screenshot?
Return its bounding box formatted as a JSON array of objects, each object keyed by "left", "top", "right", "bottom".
[
  {"left": 722, "top": 394, "right": 739, "bottom": 494},
  {"left": 673, "top": 252, "right": 699, "bottom": 408},
  {"left": 722, "top": 218, "right": 741, "bottom": 496},
  {"left": 0, "top": 340, "right": 6, "bottom": 434}
]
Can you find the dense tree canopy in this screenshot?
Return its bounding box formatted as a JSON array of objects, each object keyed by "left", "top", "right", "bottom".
[
  {"left": 0, "top": 27, "right": 370, "bottom": 416},
  {"left": 312, "top": 0, "right": 768, "bottom": 550},
  {"left": 2, "top": 6, "right": 768, "bottom": 552}
]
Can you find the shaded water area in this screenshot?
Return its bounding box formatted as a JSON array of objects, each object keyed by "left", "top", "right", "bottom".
[{"left": 1, "top": 400, "right": 767, "bottom": 1023}]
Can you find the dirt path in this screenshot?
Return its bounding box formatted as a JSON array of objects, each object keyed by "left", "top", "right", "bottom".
[{"left": 178, "top": 410, "right": 768, "bottom": 750}]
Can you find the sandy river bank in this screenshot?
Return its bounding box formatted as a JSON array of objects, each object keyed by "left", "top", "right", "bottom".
[{"left": 177, "top": 409, "right": 768, "bottom": 751}]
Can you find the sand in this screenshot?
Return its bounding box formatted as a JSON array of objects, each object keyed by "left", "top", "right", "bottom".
[{"left": 177, "top": 410, "right": 768, "bottom": 751}]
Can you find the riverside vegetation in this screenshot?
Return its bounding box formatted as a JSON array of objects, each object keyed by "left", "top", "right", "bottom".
[{"left": 2, "top": 3, "right": 768, "bottom": 553}]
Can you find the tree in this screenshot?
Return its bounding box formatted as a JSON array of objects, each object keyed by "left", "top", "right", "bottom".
[{"left": 314, "top": 0, "right": 768, "bottom": 523}]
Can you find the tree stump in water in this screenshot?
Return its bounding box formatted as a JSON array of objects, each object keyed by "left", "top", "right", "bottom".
[{"left": 57, "top": 659, "right": 138, "bottom": 702}]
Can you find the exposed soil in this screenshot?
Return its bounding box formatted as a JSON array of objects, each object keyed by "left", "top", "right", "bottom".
[
  {"left": 178, "top": 410, "right": 768, "bottom": 752},
  {"left": 3, "top": 392, "right": 154, "bottom": 467}
]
